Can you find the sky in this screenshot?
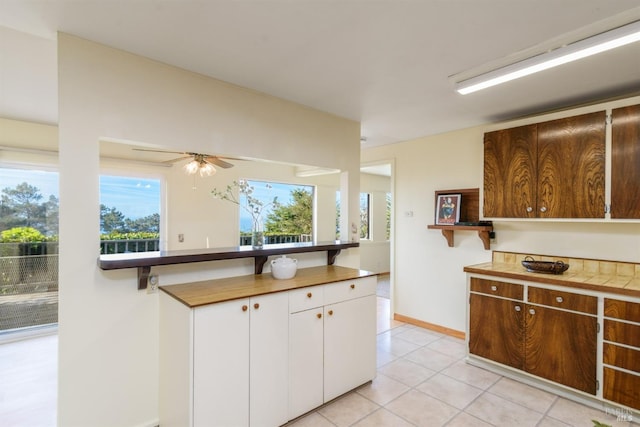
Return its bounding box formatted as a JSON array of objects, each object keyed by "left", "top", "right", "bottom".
[
  {"left": 1, "top": 167, "right": 160, "bottom": 220},
  {"left": 1, "top": 168, "right": 310, "bottom": 228}
]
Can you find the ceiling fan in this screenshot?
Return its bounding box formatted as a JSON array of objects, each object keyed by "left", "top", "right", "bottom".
[{"left": 132, "top": 148, "right": 237, "bottom": 176}]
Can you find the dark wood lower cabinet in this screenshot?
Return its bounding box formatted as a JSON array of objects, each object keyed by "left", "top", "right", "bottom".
[
  {"left": 469, "top": 293, "right": 524, "bottom": 369},
  {"left": 469, "top": 279, "right": 598, "bottom": 396},
  {"left": 604, "top": 367, "right": 640, "bottom": 410},
  {"left": 525, "top": 305, "right": 597, "bottom": 395}
]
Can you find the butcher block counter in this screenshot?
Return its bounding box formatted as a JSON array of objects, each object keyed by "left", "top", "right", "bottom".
[
  {"left": 160, "top": 264, "right": 376, "bottom": 307},
  {"left": 464, "top": 251, "right": 640, "bottom": 298}
]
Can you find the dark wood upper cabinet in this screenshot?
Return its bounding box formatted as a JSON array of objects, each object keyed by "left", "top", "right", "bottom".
[
  {"left": 611, "top": 104, "right": 640, "bottom": 219},
  {"left": 537, "top": 112, "right": 605, "bottom": 218},
  {"left": 483, "top": 124, "right": 537, "bottom": 218},
  {"left": 483, "top": 111, "right": 606, "bottom": 218}
]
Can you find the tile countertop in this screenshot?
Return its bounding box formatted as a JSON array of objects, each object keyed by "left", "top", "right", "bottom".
[
  {"left": 160, "top": 265, "right": 377, "bottom": 308},
  {"left": 464, "top": 251, "right": 640, "bottom": 298}
]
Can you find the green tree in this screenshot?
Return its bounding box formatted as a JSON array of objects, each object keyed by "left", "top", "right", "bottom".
[
  {"left": 0, "top": 182, "right": 45, "bottom": 230},
  {"left": 265, "top": 188, "right": 312, "bottom": 235},
  {"left": 100, "top": 204, "right": 126, "bottom": 233},
  {"left": 125, "top": 213, "right": 160, "bottom": 233}
]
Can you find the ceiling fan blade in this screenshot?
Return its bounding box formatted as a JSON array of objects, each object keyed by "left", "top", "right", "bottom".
[
  {"left": 132, "top": 148, "right": 186, "bottom": 155},
  {"left": 206, "top": 156, "right": 234, "bottom": 168},
  {"left": 162, "top": 155, "right": 193, "bottom": 164}
]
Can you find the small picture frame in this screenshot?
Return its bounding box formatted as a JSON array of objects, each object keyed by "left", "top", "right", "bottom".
[{"left": 435, "top": 194, "right": 461, "bottom": 225}]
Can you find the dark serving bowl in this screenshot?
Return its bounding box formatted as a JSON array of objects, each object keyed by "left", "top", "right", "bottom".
[{"left": 521, "top": 256, "right": 569, "bottom": 275}]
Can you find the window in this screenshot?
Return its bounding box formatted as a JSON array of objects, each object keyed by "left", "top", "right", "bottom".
[
  {"left": 360, "top": 193, "right": 370, "bottom": 239},
  {"left": 0, "top": 167, "right": 59, "bottom": 333},
  {"left": 239, "top": 180, "right": 314, "bottom": 245},
  {"left": 99, "top": 175, "right": 161, "bottom": 254}
]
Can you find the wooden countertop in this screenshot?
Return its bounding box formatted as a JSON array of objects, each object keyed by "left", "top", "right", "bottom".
[
  {"left": 464, "top": 261, "right": 640, "bottom": 298},
  {"left": 160, "top": 265, "right": 376, "bottom": 308}
]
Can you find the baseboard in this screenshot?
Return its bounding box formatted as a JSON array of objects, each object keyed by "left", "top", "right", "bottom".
[{"left": 393, "top": 313, "right": 465, "bottom": 340}]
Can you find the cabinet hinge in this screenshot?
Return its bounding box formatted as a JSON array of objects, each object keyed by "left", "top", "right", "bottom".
[
  {"left": 606, "top": 114, "right": 612, "bottom": 125},
  {"left": 596, "top": 380, "right": 600, "bottom": 391},
  {"left": 597, "top": 322, "right": 601, "bottom": 333},
  {"left": 604, "top": 204, "right": 611, "bottom": 214}
]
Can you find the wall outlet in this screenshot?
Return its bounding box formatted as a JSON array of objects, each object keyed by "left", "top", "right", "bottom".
[
  {"left": 178, "top": 234, "right": 184, "bottom": 243},
  {"left": 489, "top": 231, "right": 497, "bottom": 243},
  {"left": 147, "top": 274, "right": 159, "bottom": 294}
]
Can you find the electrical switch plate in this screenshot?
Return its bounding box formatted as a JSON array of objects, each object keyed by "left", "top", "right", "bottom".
[
  {"left": 178, "top": 234, "right": 184, "bottom": 243},
  {"left": 147, "top": 274, "right": 159, "bottom": 294}
]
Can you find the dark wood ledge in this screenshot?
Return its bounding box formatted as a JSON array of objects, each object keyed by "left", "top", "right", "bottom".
[{"left": 98, "top": 241, "right": 359, "bottom": 290}]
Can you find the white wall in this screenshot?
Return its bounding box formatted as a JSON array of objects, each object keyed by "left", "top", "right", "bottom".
[
  {"left": 361, "top": 95, "right": 640, "bottom": 335},
  {"left": 57, "top": 34, "right": 360, "bottom": 427}
]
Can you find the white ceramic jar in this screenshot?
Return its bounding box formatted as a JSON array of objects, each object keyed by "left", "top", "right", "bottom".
[{"left": 270, "top": 255, "right": 298, "bottom": 279}]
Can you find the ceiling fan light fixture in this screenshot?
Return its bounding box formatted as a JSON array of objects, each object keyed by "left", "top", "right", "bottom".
[
  {"left": 184, "top": 159, "right": 201, "bottom": 175},
  {"left": 198, "top": 162, "right": 216, "bottom": 177},
  {"left": 454, "top": 19, "right": 640, "bottom": 95}
]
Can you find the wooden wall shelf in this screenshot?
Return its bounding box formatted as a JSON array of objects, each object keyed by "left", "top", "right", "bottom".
[
  {"left": 427, "top": 225, "right": 493, "bottom": 250},
  {"left": 429, "top": 188, "right": 493, "bottom": 250},
  {"left": 98, "top": 241, "right": 359, "bottom": 290}
]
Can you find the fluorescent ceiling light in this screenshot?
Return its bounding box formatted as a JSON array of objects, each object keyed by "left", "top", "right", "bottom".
[{"left": 455, "top": 20, "right": 640, "bottom": 95}]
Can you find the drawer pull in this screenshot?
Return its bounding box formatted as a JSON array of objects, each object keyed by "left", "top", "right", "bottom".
[
  {"left": 556, "top": 296, "right": 563, "bottom": 303},
  {"left": 526, "top": 206, "right": 533, "bottom": 213},
  {"left": 529, "top": 308, "right": 536, "bottom": 315},
  {"left": 540, "top": 206, "right": 547, "bottom": 213},
  {"left": 307, "top": 292, "right": 312, "bottom": 298},
  {"left": 242, "top": 305, "right": 248, "bottom": 312},
  {"left": 328, "top": 310, "right": 334, "bottom": 316},
  {"left": 350, "top": 284, "right": 355, "bottom": 289},
  {"left": 316, "top": 313, "right": 322, "bottom": 319},
  {"left": 254, "top": 303, "right": 260, "bottom": 310},
  {"left": 514, "top": 305, "right": 521, "bottom": 312},
  {"left": 490, "top": 285, "right": 498, "bottom": 292}
]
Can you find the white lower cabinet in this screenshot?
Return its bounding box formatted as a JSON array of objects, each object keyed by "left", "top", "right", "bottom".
[
  {"left": 160, "top": 272, "right": 376, "bottom": 426},
  {"left": 288, "top": 277, "right": 377, "bottom": 420},
  {"left": 161, "top": 291, "right": 289, "bottom": 427},
  {"left": 324, "top": 294, "right": 376, "bottom": 402}
]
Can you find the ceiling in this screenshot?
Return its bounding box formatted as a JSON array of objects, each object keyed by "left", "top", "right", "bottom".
[{"left": 1, "top": 1, "right": 640, "bottom": 150}]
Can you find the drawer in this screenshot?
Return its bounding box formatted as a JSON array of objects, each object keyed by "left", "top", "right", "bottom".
[
  {"left": 324, "top": 276, "right": 376, "bottom": 305},
  {"left": 470, "top": 278, "right": 523, "bottom": 300},
  {"left": 604, "top": 299, "right": 640, "bottom": 323},
  {"left": 527, "top": 287, "right": 597, "bottom": 315},
  {"left": 289, "top": 286, "right": 324, "bottom": 313},
  {"left": 603, "top": 343, "right": 640, "bottom": 373},
  {"left": 603, "top": 367, "right": 640, "bottom": 411},
  {"left": 604, "top": 319, "right": 640, "bottom": 348}
]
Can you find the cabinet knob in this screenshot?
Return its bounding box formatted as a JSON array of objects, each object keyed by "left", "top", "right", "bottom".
[
  {"left": 529, "top": 308, "right": 536, "bottom": 315},
  {"left": 254, "top": 303, "right": 260, "bottom": 309},
  {"left": 328, "top": 310, "right": 334, "bottom": 316},
  {"left": 350, "top": 284, "right": 355, "bottom": 289},
  {"left": 526, "top": 207, "right": 533, "bottom": 213},
  {"left": 514, "top": 305, "right": 521, "bottom": 312},
  {"left": 540, "top": 206, "right": 547, "bottom": 213},
  {"left": 242, "top": 305, "right": 248, "bottom": 312},
  {"left": 555, "top": 296, "right": 564, "bottom": 303},
  {"left": 307, "top": 292, "right": 312, "bottom": 298},
  {"left": 317, "top": 313, "right": 322, "bottom": 319},
  {"left": 490, "top": 285, "right": 497, "bottom": 291}
]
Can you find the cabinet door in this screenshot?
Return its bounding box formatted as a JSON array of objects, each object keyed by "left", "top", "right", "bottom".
[
  {"left": 525, "top": 305, "right": 597, "bottom": 394},
  {"left": 194, "top": 299, "right": 250, "bottom": 427},
  {"left": 483, "top": 124, "right": 537, "bottom": 218},
  {"left": 536, "top": 111, "right": 605, "bottom": 218},
  {"left": 468, "top": 293, "right": 524, "bottom": 369},
  {"left": 289, "top": 308, "right": 324, "bottom": 419},
  {"left": 324, "top": 295, "right": 376, "bottom": 402},
  {"left": 250, "top": 292, "right": 289, "bottom": 427},
  {"left": 611, "top": 104, "right": 640, "bottom": 219}
]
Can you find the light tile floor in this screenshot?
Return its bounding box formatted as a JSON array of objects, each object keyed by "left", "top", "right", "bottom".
[{"left": 0, "top": 277, "right": 636, "bottom": 427}]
